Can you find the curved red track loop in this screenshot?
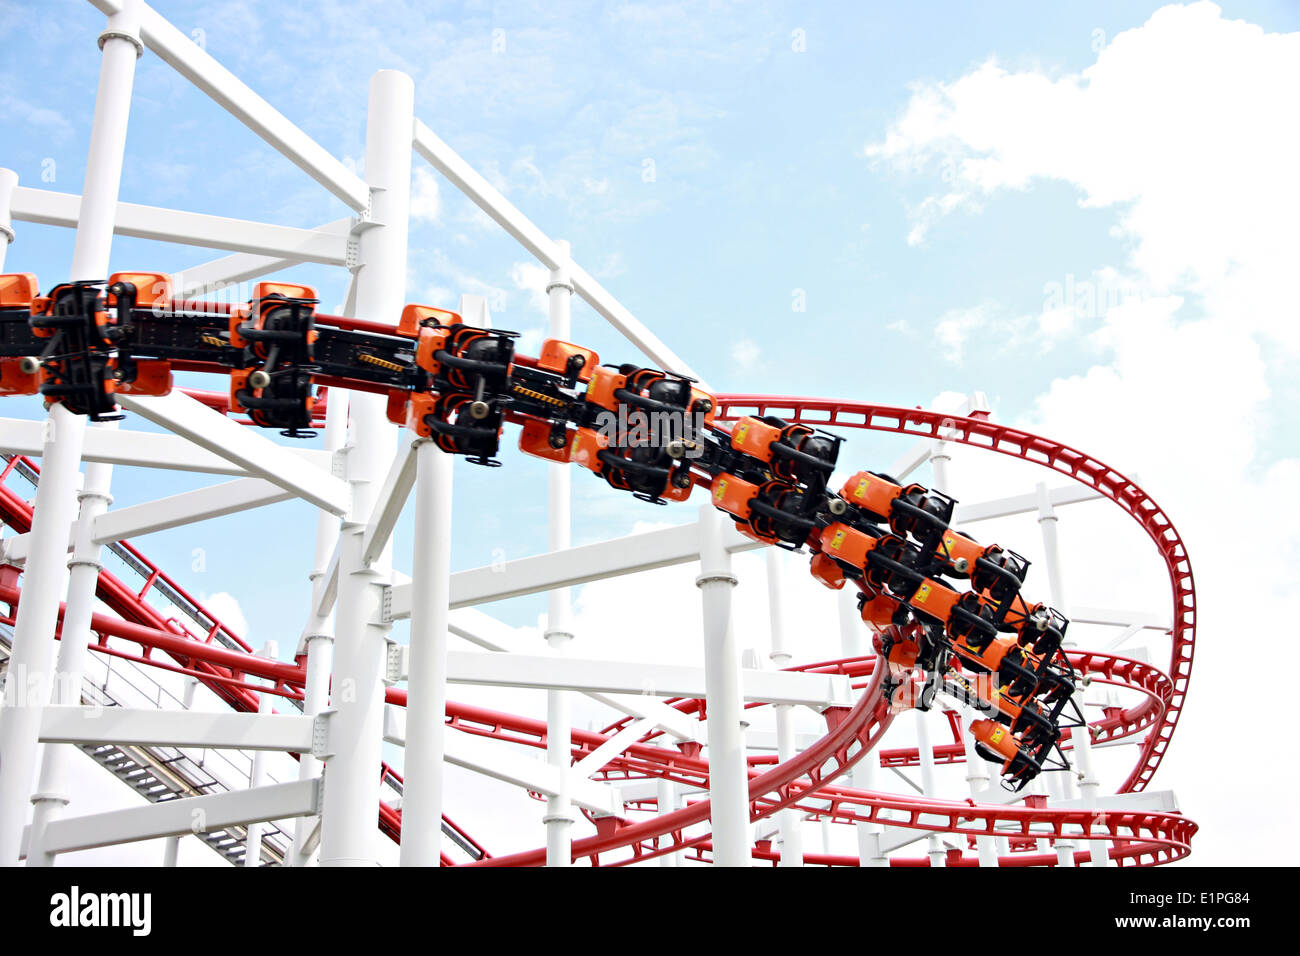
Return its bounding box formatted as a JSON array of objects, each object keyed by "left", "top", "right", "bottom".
[
  {"left": 711, "top": 396, "right": 1195, "bottom": 794},
  {"left": 0, "top": 389, "right": 1196, "bottom": 864},
  {"left": 461, "top": 653, "right": 896, "bottom": 866},
  {"left": 597, "top": 648, "right": 1170, "bottom": 779}
]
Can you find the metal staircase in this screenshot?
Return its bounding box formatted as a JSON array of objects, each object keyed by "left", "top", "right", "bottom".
[{"left": 0, "top": 624, "right": 293, "bottom": 865}]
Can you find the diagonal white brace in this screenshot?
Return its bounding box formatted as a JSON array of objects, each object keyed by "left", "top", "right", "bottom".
[
  {"left": 382, "top": 707, "right": 621, "bottom": 816},
  {"left": 92, "top": 477, "right": 295, "bottom": 543},
  {"left": 571, "top": 718, "right": 655, "bottom": 779},
  {"left": 360, "top": 439, "right": 420, "bottom": 566},
  {"left": 30, "top": 778, "right": 321, "bottom": 856},
  {"left": 116, "top": 391, "right": 351, "bottom": 516},
  {"left": 87, "top": 1, "right": 369, "bottom": 210},
  {"left": 40, "top": 706, "right": 316, "bottom": 752}
]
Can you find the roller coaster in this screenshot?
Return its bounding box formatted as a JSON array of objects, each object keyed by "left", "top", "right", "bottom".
[
  {"left": 0, "top": 0, "right": 1197, "bottom": 867},
  {"left": 0, "top": 271, "right": 1197, "bottom": 865}
]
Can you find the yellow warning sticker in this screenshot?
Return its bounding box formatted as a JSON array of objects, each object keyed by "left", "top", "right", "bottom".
[
  {"left": 714, "top": 480, "right": 727, "bottom": 501},
  {"left": 915, "top": 583, "right": 931, "bottom": 604},
  {"left": 735, "top": 423, "right": 749, "bottom": 446},
  {"left": 830, "top": 529, "right": 846, "bottom": 550},
  {"left": 991, "top": 727, "right": 1004, "bottom": 743},
  {"left": 854, "top": 476, "right": 869, "bottom": 499}
]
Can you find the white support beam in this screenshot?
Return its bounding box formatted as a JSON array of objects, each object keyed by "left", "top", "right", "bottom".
[
  {"left": 115, "top": 392, "right": 351, "bottom": 516},
  {"left": 1071, "top": 606, "right": 1172, "bottom": 630},
  {"left": 382, "top": 707, "right": 620, "bottom": 816},
  {"left": 412, "top": 121, "right": 702, "bottom": 383},
  {"left": 447, "top": 608, "right": 701, "bottom": 743},
  {"left": 10, "top": 187, "right": 352, "bottom": 262},
  {"left": 438, "top": 650, "right": 854, "bottom": 708},
  {"left": 0, "top": 416, "right": 332, "bottom": 476},
  {"left": 388, "top": 520, "right": 764, "bottom": 618},
  {"left": 92, "top": 477, "right": 295, "bottom": 543},
  {"left": 171, "top": 219, "right": 352, "bottom": 296},
  {"left": 874, "top": 789, "right": 1181, "bottom": 854},
  {"left": 571, "top": 718, "right": 654, "bottom": 779},
  {"left": 39, "top": 706, "right": 316, "bottom": 752},
  {"left": 311, "top": 543, "right": 342, "bottom": 620},
  {"left": 953, "top": 482, "right": 1109, "bottom": 524},
  {"left": 616, "top": 779, "right": 705, "bottom": 803},
  {"left": 32, "top": 779, "right": 320, "bottom": 856},
  {"left": 89, "top": 0, "right": 370, "bottom": 210},
  {"left": 360, "top": 439, "right": 418, "bottom": 567}
]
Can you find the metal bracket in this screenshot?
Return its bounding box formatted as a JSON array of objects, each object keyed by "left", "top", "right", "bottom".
[
  {"left": 98, "top": 29, "right": 144, "bottom": 58},
  {"left": 379, "top": 584, "right": 394, "bottom": 625},
  {"left": 331, "top": 446, "right": 350, "bottom": 479},
  {"left": 346, "top": 187, "right": 383, "bottom": 272},
  {"left": 384, "top": 639, "right": 408, "bottom": 684},
  {"left": 311, "top": 710, "right": 334, "bottom": 760},
  {"left": 695, "top": 572, "right": 738, "bottom": 588}
]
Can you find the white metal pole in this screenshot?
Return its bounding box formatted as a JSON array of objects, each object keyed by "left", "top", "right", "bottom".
[
  {"left": 26, "top": 449, "right": 116, "bottom": 866},
  {"left": 0, "top": 0, "right": 141, "bottom": 867},
  {"left": 543, "top": 239, "right": 576, "bottom": 866},
  {"left": 915, "top": 708, "right": 946, "bottom": 867},
  {"left": 1035, "top": 482, "right": 1068, "bottom": 617},
  {"left": 290, "top": 388, "right": 346, "bottom": 867},
  {"left": 656, "top": 777, "right": 679, "bottom": 867},
  {"left": 0, "top": 168, "right": 16, "bottom": 271},
  {"left": 837, "top": 588, "right": 882, "bottom": 866},
  {"left": 1071, "top": 682, "right": 1110, "bottom": 867},
  {"left": 696, "top": 505, "right": 750, "bottom": 866},
  {"left": 318, "top": 70, "right": 411, "bottom": 867},
  {"left": 765, "top": 548, "right": 803, "bottom": 867},
  {"left": 960, "top": 709, "right": 999, "bottom": 867},
  {"left": 244, "top": 641, "right": 277, "bottom": 867},
  {"left": 1046, "top": 770, "right": 1075, "bottom": 866},
  {"left": 290, "top": 633, "right": 332, "bottom": 866},
  {"left": 160, "top": 678, "right": 199, "bottom": 867},
  {"left": 400, "top": 437, "right": 454, "bottom": 866}
]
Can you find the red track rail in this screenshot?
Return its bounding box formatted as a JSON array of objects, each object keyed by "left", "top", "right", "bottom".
[{"left": 0, "top": 393, "right": 1197, "bottom": 865}]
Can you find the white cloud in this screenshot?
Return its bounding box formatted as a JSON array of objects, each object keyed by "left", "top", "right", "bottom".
[
  {"left": 199, "top": 591, "right": 251, "bottom": 643},
  {"left": 410, "top": 166, "right": 441, "bottom": 223},
  {"left": 933, "top": 304, "right": 992, "bottom": 362},
  {"left": 869, "top": 1, "right": 1300, "bottom": 864},
  {"left": 730, "top": 337, "right": 762, "bottom": 370},
  {"left": 510, "top": 260, "right": 551, "bottom": 316}
]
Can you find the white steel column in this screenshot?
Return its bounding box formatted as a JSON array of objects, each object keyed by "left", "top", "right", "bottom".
[
  {"left": 1047, "top": 770, "right": 1076, "bottom": 866},
  {"left": 318, "top": 70, "right": 411, "bottom": 867},
  {"left": 765, "top": 548, "right": 802, "bottom": 867},
  {"left": 244, "top": 641, "right": 277, "bottom": 867},
  {"left": 915, "top": 708, "right": 946, "bottom": 867},
  {"left": 543, "top": 239, "right": 576, "bottom": 866},
  {"left": 1035, "top": 482, "right": 1106, "bottom": 865},
  {"left": 1072, "top": 680, "right": 1109, "bottom": 867},
  {"left": 920, "top": 422, "right": 954, "bottom": 868},
  {"left": 837, "top": 588, "right": 880, "bottom": 866},
  {"left": 291, "top": 388, "right": 346, "bottom": 866},
  {"left": 400, "top": 437, "right": 454, "bottom": 866},
  {"left": 960, "top": 709, "right": 999, "bottom": 867},
  {"left": 1035, "top": 482, "right": 1067, "bottom": 616},
  {"left": 656, "top": 777, "right": 679, "bottom": 867},
  {"left": 161, "top": 678, "right": 198, "bottom": 867},
  {"left": 26, "top": 445, "right": 116, "bottom": 866},
  {"left": 696, "top": 505, "right": 750, "bottom": 866},
  {"left": 0, "top": 0, "right": 141, "bottom": 867},
  {"left": 0, "top": 168, "right": 16, "bottom": 270}
]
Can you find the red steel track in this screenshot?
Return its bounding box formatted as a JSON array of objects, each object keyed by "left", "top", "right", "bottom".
[{"left": 0, "top": 395, "right": 1197, "bottom": 866}]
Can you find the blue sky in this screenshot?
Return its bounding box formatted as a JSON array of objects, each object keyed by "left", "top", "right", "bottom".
[{"left": 4, "top": 1, "right": 1299, "bottom": 864}]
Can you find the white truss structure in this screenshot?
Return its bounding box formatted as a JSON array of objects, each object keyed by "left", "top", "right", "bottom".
[{"left": 0, "top": 0, "right": 1174, "bottom": 867}]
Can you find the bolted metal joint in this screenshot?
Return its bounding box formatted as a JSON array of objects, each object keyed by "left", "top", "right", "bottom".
[
  {"left": 98, "top": 29, "right": 144, "bottom": 58},
  {"left": 695, "top": 572, "right": 738, "bottom": 589}
]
